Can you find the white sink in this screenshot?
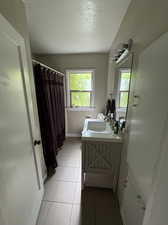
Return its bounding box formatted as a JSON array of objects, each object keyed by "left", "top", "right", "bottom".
[
  {"left": 87, "top": 120, "right": 106, "bottom": 132},
  {"left": 82, "top": 119, "right": 122, "bottom": 142}
]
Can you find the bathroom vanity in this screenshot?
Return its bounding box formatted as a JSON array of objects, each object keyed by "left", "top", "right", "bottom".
[{"left": 81, "top": 119, "right": 123, "bottom": 190}]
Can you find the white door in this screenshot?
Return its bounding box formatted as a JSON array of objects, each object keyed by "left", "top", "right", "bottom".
[
  {"left": 117, "top": 141, "right": 128, "bottom": 206},
  {"left": 0, "top": 14, "right": 43, "bottom": 225},
  {"left": 143, "top": 115, "right": 168, "bottom": 225},
  {"left": 121, "top": 175, "right": 145, "bottom": 225},
  {"left": 122, "top": 178, "right": 138, "bottom": 225}
]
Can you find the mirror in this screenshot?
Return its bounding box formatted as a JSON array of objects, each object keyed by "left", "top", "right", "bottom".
[{"left": 113, "top": 53, "right": 133, "bottom": 121}]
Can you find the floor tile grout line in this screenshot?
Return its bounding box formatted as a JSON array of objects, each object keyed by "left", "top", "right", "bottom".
[
  {"left": 57, "top": 165, "right": 81, "bottom": 168},
  {"left": 42, "top": 199, "right": 81, "bottom": 206},
  {"left": 42, "top": 199, "right": 77, "bottom": 205},
  {"left": 47, "top": 180, "right": 80, "bottom": 183},
  {"left": 55, "top": 167, "right": 81, "bottom": 170},
  {"left": 45, "top": 180, "right": 80, "bottom": 184},
  {"left": 55, "top": 165, "right": 81, "bottom": 168}
]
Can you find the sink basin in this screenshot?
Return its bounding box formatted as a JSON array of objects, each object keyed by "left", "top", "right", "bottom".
[
  {"left": 82, "top": 119, "right": 122, "bottom": 142},
  {"left": 87, "top": 120, "right": 106, "bottom": 132}
]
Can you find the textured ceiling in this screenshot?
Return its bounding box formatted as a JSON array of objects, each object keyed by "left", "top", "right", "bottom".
[{"left": 25, "top": 0, "right": 131, "bottom": 54}]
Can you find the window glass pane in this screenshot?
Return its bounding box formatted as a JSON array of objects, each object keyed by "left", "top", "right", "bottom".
[
  {"left": 71, "top": 92, "right": 90, "bottom": 107},
  {"left": 120, "top": 72, "right": 130, "bottom": 91},
  {"left": 70, "top": 73, "right": 92, "bottom": 91},
  {"left": 120, "top": 92, "right": 128, "bottom": 108}
]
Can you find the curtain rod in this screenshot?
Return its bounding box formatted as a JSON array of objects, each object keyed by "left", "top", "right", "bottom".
[{"left": 32, "top": 59, "right": 64, "bottom": 77}]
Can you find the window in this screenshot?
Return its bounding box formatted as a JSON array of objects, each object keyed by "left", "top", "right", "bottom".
[
  {"left": 66, "top": 70, "right": 94, "bottom": 110},
  {"left": 119, "top": 69, "right": 131, "bottom": 108}
]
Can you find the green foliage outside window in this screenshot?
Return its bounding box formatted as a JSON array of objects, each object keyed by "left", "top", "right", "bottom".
[
  {"left": 70, "top": 73, "right": 92, "bottom": 91},
  {"left": 71, "top": 92, "right": 90, "bottom": 107},
  {"left": 120, "top": 92, "right": 129, "bottom": 108},
  {"left": 69, "top": 72, "right": 92, "bottom": 107},
  {"left": 119, "top": 72, "right": 131, "bottom": 108}
]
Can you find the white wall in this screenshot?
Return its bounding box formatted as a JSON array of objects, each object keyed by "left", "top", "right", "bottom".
[{"left": 35, "top": 53, "right": 108, "bottom": 135}]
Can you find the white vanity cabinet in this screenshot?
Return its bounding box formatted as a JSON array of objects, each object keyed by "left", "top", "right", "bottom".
[
  {"left": 121, "top": 172, "right": 145, "bottom": 225},
  {"left": 82, "top": 140, "right": 122, "bottom": 190},
  {"left": 81, "top": 119, "right": 123, "bottom": 190}
]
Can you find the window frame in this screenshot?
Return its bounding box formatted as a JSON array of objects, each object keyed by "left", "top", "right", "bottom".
[
  {"left": 117, "top": 68, "right": 131, "bottom": 109},
  {"left": 66, "top": 69, "right": 95, "bottom": 111}
]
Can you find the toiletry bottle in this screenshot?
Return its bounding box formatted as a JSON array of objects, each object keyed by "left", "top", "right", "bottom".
[
  {"left": 114, "top": 121, "right": 119, "bottom": 134},
  {"left": 121, "top": 121, "right": 126, "bottom": 133}
]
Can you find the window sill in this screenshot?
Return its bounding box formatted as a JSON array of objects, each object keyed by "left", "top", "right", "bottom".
[
  {"left": 117, "top": 107, "right": 127, "bottom": 112},
  {"left": 66, "top": 107, "right": 96, "bottom": 112}
]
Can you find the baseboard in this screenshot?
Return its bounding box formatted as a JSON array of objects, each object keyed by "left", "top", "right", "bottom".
[
  {"left": 120, "top": 208, "right": 126, "bottom": 225},
  {"left": 31, "top": 199, "right": 42, "bottom": 225},
  {"left": 66, "top": 133, "right": 81, "bottom": 137},
  {"left": 30, "top": 189, "right": 44, "bottom": 225}
]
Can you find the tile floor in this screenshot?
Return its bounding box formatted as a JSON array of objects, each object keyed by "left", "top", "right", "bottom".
[{"left": 37, "top": 138, "right": 123, "bottom": 225}]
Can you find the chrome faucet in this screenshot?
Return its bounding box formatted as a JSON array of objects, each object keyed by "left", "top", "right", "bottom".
[
  {"left": 104, "top": 113, "right": 112, "bottom": 122},
  {"left": 104, "top": 113, "right": 116, "bottom": 130}
]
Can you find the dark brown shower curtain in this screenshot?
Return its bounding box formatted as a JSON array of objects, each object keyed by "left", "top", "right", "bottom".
[{"left": 33, "top": 64, "right": 65, "bottom": 174}]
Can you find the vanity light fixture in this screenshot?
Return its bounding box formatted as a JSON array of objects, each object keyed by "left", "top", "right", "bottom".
[{"left": 112, "top": 39, "right": 133, "bottom": 64}]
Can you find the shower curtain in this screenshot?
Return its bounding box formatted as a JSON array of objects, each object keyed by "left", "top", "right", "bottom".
[{"left": 33, "top": 64, "right": 65, "bottom": 174}]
